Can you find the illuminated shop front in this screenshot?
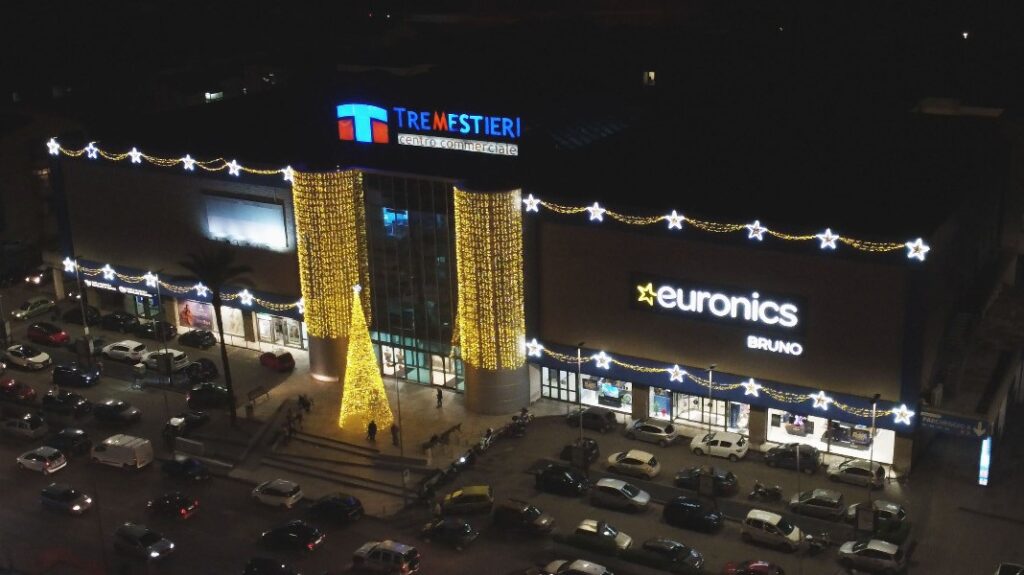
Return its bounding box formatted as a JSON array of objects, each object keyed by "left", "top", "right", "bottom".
[
  {"left": 539, "top": 367, "right": 633, "bottom": 414},
  {"left": 649, "top": 387, "right": 750, "bottom": 434},
  {"left": 766, "top": 408, "right": 896, "bottom": 464}
]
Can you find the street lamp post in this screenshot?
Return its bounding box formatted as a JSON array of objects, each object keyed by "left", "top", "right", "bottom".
[
  {"left": 868, "top": 393, "right": 880, "bottom": 503},
  {"left": 577, "top": 342, "right": 585, "bottom": 444},
  {"left": 73, "top": 257, "right": 93, "bottom": 364},
  {"left": 707, "top": 364, "right": 716, "bottom": 464}
]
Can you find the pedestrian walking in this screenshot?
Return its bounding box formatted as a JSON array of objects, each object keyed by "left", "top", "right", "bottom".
[
  {"left": 391, "top": 423, "right": 400, "bottom": 447},
  {"left": 298, "top": 393, "right": 312, "bottom": 413},
  {"left": 367, "top": 420, "right": 378, "bottom": 442},
  {"left": 436, "top": 387, "right": 443, "bottom": 408}
]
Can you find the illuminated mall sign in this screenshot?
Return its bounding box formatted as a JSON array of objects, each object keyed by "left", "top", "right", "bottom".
[
  {"left": 634, "top": 275, "right": 805, "bottom": 357},
  {"left": 84, "top": 278, "right": 152, "bottom": 297},
  {"left": 336, "top": 102, "right": 520, "bottom": 157}
]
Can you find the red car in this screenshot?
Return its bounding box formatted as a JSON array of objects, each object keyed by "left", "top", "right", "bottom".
[
  {"left": 260, "top": 351, "right": 295, "bottom": 373},
  {"left": 723, "top": 560, "right": 785, "bottom": 575},
  {"left": 27, "top": 322, "right": 70, "bottom": 346},
  {"left": 0, "top": 378, "right": 38, "bottom": 403}
]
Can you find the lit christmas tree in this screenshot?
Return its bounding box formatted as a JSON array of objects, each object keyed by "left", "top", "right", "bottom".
[{"left": 339, "top": 285, "right": 394, "bottom": 430}]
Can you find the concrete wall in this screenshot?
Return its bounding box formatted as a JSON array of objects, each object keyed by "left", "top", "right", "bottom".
[{"left": 537, "top": 221, "right": 910, "bottom": 402}]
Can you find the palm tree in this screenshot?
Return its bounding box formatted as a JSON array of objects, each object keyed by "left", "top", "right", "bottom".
[{"left": 179, "top": 248, "right": 252, "bottom": 427}]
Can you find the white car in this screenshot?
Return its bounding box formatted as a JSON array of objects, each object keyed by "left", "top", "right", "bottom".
[
  {"left": 17, "top": 446, "right": 68, "bottom": 475},
  {"left": 606, "top": 449, "right": 661, "bottom": 479},
  {"left": 102, "top": 340, "right": 148, "bottom": 362},
  {"left": 142, "top": 349, "right": 189, "bottom": 372},
  {"left": 838, "top": 539, "right": 906, "bottom": 573},
  {"left": 3, "top": 344, "right": 52, "bottom": 370},
  {"left": 3, "top": 414, "right": 48, "bottom": 439},
  {"left": 827, "top": 459, "right": 885, "bottom": 489},
  {"left": 543, "top": 559, "right": 613, "bottom": 575},
  {"left": 742, "top": 509, "right": 804, "bottom": 552},
  {"left": 573, "top": 519, "right": 633, "bottom": 551},
  {"left": 252, "top": 479, "right": 304, "bottom": 508},
  {"left": 690, "top": 431, "right": 749, "bottom": 461}
]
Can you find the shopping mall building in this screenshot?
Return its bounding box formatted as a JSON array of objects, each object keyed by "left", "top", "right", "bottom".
[{"left": 45, "top": 70, "right": 1021, "bottom": 474}]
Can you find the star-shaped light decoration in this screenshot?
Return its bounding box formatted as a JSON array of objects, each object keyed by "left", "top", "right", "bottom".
[
  {"left": 128, "top": 147, "right": 142, "bottom": 164},
  {"left": 182, "top": 154, "right": 196, "bottom": 171},
  {"left": 892, "top": 404, "right": 915, "bottom": 425},
  {"left": 237, "top": 289, "right": 254, "bottom": 306},
  {"left": 815, "top": 228, "right": 839, "bottom": 250},
  {"left": 522, "top": 194, "right": 541, "bottom": 212},
  {"left": 665, "top": 210, "right": 685, "bottom": 230},
  {"left": 810, "top": 390, "right": 834, "bottom": 411},
  {"left": 525, "top": 338, "right": 544, "bottom": 357},
  {"left": 282, "top": 166, "right": 294, "bottom": 182},
  {"left": 143, "top": 271, "right": 159, "bottom": 288},
  {"left": 101, "top": 264, "right": 115, "bottom": 280},
  {"left": 193, "top": 283, "right": 210, "bottom": 298},
  {"left": 46, "top": 138, "right": 61, "bottom": 156},
  {"left": 745, "top": 220, "right": 767, "bottom": 241},
  {"left": 585, "top": 202, "right": 606, "bottom": 222},
  {"left": 227, "top": 159, "right": 241, "bottom": 176},
  {"left": 741, "top": 378, "right": 763, "bottom": 397},
  {"left": 85, "top": 142, "right": 99, "bottom": 159},
  {"left": 636, "top": 282, "right": 656, "bottom": 306},
  {"left": 62, "top": 257, "right": 77, "bottom": 273},
  {"left": 295, "top": 298, "right": 305, "bottom": 315},
  {"left": 668, "top": 365, "right": 686, "bottom": 382},
  {"left": 593, "top": 351, "right": 612, "bottom": 369},
  {"left": 905, "top": 238, "right": 930, "bottom": 261}
]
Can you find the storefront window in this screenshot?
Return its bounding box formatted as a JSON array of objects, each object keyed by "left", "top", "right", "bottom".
[
  {"left": 766, "top": 408, "right": 895, "bottom": 464},
  {"left": 650, "top": 388, "right": 672, "bottom": 420},
  {"left": 256, "top": 313, "right": 304, "bottom": 349},
  {"left": 178, "top": 300, "right": 215, "bottom": 330},
  {"left": 671, "top": 392, "right": 749, "bottom": 434},
  {"left": 581, "top": 377, "right": 632, "bottom": 414},
  {"left": 541, "top": 367, "right": 576, "bottom": 403}
]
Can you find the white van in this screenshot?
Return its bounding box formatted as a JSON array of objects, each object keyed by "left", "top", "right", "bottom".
[{"left": 91, "top": 434, "right": 154, "bottom": 469}]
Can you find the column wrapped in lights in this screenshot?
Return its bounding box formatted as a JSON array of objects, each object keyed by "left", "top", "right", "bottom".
[
  {"left": 292, "top": 170, "right": 371, "bottom": 381},
  {"left": 454, "top": 187, "right": 528, "bottom": 414}
]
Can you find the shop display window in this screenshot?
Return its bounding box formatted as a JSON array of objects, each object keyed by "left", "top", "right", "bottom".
[
  {"left": 582, "top": 377, "right": 632, "bottom": 413},
  {"left": 650, "top": 388, "right": 672, "bottom": 420},
  {"left": 766, "top": 408, "right": 895, "bottom": 464}
]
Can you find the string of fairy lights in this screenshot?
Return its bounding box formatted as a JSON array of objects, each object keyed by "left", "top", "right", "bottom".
[
  {"left": 525, "top": 337, "right": 916, "bottom": 426},
  {"left": 61, "top": 257, "right": 303, "bottom": 314}
]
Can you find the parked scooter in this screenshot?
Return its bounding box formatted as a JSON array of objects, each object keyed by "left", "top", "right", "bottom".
[
  {"left": 805, "top": 531, "right": 832, "bottom": 556},
  {"left": 748, "top": 480, "right": 783, "bottom": 502}
]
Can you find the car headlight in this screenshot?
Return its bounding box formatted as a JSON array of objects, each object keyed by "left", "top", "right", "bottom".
[{"left": 149, "top": 551, "right": 160, "bottom": 558}]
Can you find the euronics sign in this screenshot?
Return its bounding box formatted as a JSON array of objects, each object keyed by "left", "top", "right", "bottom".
[{"left": 336, "top": 102, "right": 520, "bottom": 156}]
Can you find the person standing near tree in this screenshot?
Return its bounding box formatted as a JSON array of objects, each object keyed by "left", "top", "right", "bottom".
[
  {"left": 367, "top": 420, "right": 377, "bottom": 442},
  {"left": 436, "top": 387, "right": 443, "bottom": 408},
  {"left": 391, "top": 423, "right": 400, "bottom": 447}
]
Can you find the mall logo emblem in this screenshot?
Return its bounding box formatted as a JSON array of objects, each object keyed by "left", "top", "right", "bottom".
[{"left": 336, "top": 103, "right": 389, "bottom": 144}]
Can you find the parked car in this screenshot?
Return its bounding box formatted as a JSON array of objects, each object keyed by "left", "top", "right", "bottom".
[
  {"left": 493, "top": 499, "right": 555, "bottom": 533},
  {"left": 161, "top": 456, "right": 211, "bottom": 481},
  {"left": 590, "top": 477, "right": 650, "bottom": 512},
  {"left": 543, "top": 560, "right": 612, "bottom": 575},
  {"left": 186, "top": 382, "right": 231, "bottom": 410},
  {"left": 437, "top": 485, "right": 494, "bottom": 515},
  {"left": 722, "top": 560, "right": 786, "bottom": 575},
  {"left": 308, "top": 492, "right": 364, "bottom": 523},
  {"left": 764, "top": 443, "right": 821, "bottom": 474},
  {"left": 261, "top": 520, "right": 325, "bottom": 553},
  {"left": 0, "top": 378, "right": 38, "bottom": 403},
  {"left": 101, "top": 311, "right": 140, "bottom": 333},
  {"left": 565, "top": 406, "right": 617, "bottom": 433},
  {"left": 42, "top": 389, "right": 92, "bottom": 417},
  {"left": 40, "top": 482, "right": 92, "bottom": 514},
  {"left": 352, "top": 540, "right": 421, "bottom": 574},
  {"left": 23, "top": 265, "right": 51, "bottom": 286},
  {"left": 636, "top": 538, "right": 705, "bottom": 573},
  {"left": 663, "top": 496, "right": 724, "bottom": 532},
  {"left": 625, "top": 418, "right": 680, "bottom": 446},
  {"left": 996, "top": 565, "right": 1024, "bottom": 575},
  {"left": 101, "top": 340, "right": 148, "bottom": 362},
  {"left": 91, "top": 434, "right": 153, "bottom": 469},
  {"left": 148, "top": 491, "right": 200, "bottom": 519},
  {"left": 741, "top": 509, "right": 804, "bottom": 552},
  {"left": 845, "top": 499, "right": 907, "bottom": 526},
  {"left": 113, "top": 522, "right": 175, "bottom": 560},
  {"left": 827, "top": 459, "right": 885, "bottom": 489},
  {"left": 27, "top": 322, "right": 69, "bottom": 346},
  {"left": 179, "top": 329, "right": 217, "bottom": 349},
  {"left": 93, "top": 399, "right": 142, "bottom": 425},
  {"left": 184, "top": 358, "right": 219, "bottom": 381},
  {"left": 571, "top": 519, "right": 633, "bottom": 552},
  {"left": 243, "top": 557, "right": 302, "bottom": 575},
  {"left": 535, "top": 463, "right": 590, "bottom": 496},
  {"left": 44, "top": 428, "right": 93, "bottom": 456},
  {"left": 260, "top": 350, "right": 296, "bottom": 372},
  {"left": 16, "top": 446, "right": 67, "bottom": 475},
  {"left": 52, "top": 363, "right": 100, "bottom": 387},
  {"left": 837, "top": 539, "right": 906, "bottom": 573},
  {"left": 11, "top": 296, "right": 56, "bottom": 320},
  {"left": 4, "top": 344, "right": 51, "bottom": 370},
  {"left": 162, "top": 410, "right": 210, "bottom": 439},
  {"left": 788, "top": 488, "right": 846, "bottom": 520},
  {"left": 674, "top": 466, "right": 739, "bottom": 496},
  {"left": 133, "top": 320, "right": 178, "bottom": 341},
  {"left": 420, "top": 517, "right": 479, "bottom": 550},
  {"left": 252, "top": 479, "right": 304, "bottom": 508},
  {"left": 3, "top": 413, "right": 48, "bottom": 439},
  {"left": 559, "top": 437, "right": 600, "bottom": 465},
  {"left": 62, "top": 305, "right": 101, "bottom": 326},
  {"left": 142, "top": 349, "right": 190, "bottom": 372},
  {"left": 606, "top": 449, "right": 661, "bottom": 479},
  {"left": 690, "top": 431, "right": 749, "bottom": 461}
]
